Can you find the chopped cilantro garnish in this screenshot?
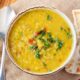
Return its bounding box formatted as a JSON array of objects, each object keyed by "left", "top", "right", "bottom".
[
  {"left": 35, "top": 49, "right": 40, "bottom": 59},
  {"left": 42, "top": 62, "right": 47, "bottom": 67},
  {"left": 57, "top": 40, "right": 64, "bottom": 50},
  {"left": 30, "top": 45, "right": 38, "bottom": 50},
  {"left": 44, "top": 40, "right": 50, "bottom": 49},
  {"left": 39, "top": 38, "right": 50, "bottom": 49},
  {"left": 19, "top": 31, "right": 23, "bottom": 36},
  {"left": 47, "top": 15, "right": 52, "bottom": 20},
  {"left": 66, "top": 32, "right": 72, "bottom": 38},
  {"left": 54, "top": 38, "right": 64, "bottom": 50},
  {"left": 47, "top": 32, "right": 55, "bottom": 43},
  {"left": 60, "top": 27, "right": 63, "bottom": 30},
  {"left": 29, "top": 28, "right": 64, "bottom": 59},
  {"left": 60, "top": 27, "right": 72, "bottom": 38},
  {"left": 39, "top": 30, "right": 46, "bottom": 38}
]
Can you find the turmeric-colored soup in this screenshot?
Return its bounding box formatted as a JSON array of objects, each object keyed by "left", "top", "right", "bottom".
[{"left": 8, "top": 8, "right": 73, "bottom": 74}]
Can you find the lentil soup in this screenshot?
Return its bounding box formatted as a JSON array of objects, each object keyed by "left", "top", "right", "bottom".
[{"left": 7, "top": 8, "right": 73, "bottom": 74}]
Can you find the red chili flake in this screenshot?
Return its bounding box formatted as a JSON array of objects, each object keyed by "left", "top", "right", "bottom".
[
  {"left": 28, "top": 38, "right": 35, "bottom": 44},
  {"left": 76, "top": 67, "right": 80, "bottom": 72},
  {"left": 34, "top": 32, "right": 40, "bottom": 37}
]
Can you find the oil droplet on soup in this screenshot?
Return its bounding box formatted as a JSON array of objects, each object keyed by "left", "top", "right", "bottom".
[{"left": 8, "top": 8, "right": 73, "bottom": 74}]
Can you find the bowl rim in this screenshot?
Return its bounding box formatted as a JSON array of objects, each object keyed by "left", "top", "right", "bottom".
[{"left": 5, "top": 6, "right": 77, "bottom": 76}]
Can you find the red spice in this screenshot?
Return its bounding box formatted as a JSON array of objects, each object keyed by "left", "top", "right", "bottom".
[
  {"left": 28, "top": 38, "right": 35, "bottom": 44},
  {"left": 34, "top": 32, "right": 40, "bottom": 37}
]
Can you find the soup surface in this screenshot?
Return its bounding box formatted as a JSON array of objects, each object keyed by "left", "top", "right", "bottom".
[{"left": 8, "top": 8, "right": 73, "bottom": 74}]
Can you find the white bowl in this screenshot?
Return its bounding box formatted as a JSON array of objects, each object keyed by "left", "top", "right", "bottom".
[{"left": 6, "top": 6, "right": 77, "bottom": 75}]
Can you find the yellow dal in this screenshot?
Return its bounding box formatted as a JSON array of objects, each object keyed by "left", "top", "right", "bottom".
[{"left": 8, "top": 8, "right": 73, "bottom": 74}]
